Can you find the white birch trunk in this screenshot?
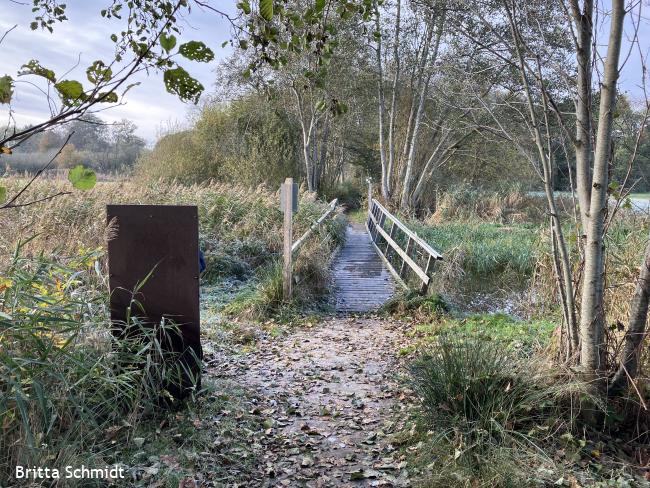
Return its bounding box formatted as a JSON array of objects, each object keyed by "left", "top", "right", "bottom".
[{"left": 579, "top": 0, "right": 625, "bottom": 374}]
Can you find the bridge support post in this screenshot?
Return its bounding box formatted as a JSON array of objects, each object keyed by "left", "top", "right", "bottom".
[
  {"left": 421, "top": 255, "right": 433, "bottom": 295},
  {"left": 282, "top": 178, "right": 295, "bottom": 301}
]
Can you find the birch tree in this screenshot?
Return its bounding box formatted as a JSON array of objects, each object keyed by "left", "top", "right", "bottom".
[
  {"left": 458, "top": 0, "right": 648, "bottom": 384},
  {"left": 374, "top": 0, "right": 482, "bottom": 209}
]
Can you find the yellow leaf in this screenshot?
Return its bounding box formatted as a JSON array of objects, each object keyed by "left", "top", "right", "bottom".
[
  {"left": 0, "top": 146, "right": 12, "bottom": 154},
  {"left": 0, "top": 277, "right": 13, "bottom": 292}
]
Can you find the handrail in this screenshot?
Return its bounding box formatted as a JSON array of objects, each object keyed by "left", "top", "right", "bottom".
[
  {"left": 292, "top": 198, "right": 338, "bottom": 254},
  {"left": 366, "top": 197, "right": 442, "bottom": 293},
  {"left": 371, "top": 199, "right": 443, "bottom": 260}
]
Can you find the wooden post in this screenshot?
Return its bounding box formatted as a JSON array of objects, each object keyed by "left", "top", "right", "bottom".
[
  {"left": 421, "top": 254, "right": 433, "bottom": 295},
  {"left": 386, "top": 221, "right": 396, "bottom": 255},
  {"left": 400, "top": 236, "right": 412, "bottom": 278},
  {"left": 283, "top": 178, "right": 294, "bottom": 301}
]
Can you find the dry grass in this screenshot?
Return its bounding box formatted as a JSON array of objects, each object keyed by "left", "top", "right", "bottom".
[
  {"left": 0, "top": 177, "right": 342, "bottom": 272},
  {"left": 426, "top": 186, "right": 575, "bottom": 225}
]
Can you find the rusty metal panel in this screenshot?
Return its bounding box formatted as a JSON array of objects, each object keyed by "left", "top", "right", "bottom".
[{"left": 107, "top": 204, "right": 202, "bottom": 398}]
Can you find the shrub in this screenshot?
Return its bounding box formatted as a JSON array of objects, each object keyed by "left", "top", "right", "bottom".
[
  {"left": 382, "top": 290, "right": 449, "bottom": 317},
  {"left": 323, "top": 180, "right": 364, "bottom": 210},
  {"left": 136, "top": 95, "right": 301, "bottom": 187}
]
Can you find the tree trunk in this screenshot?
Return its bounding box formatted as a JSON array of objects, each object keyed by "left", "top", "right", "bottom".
[
  {"left": 609, "top": 229, "right": 650, "bottom": 396},
  {"left": 386, "top": 0, "right": 401, "bottom": 197},
  {"left": 505, "top": 2, "right": 579, "bottom": 354},
  {"left": 579, "top": 0, "right": 625, "bottom": 374},
  {"left": 375, "top": 8, "right": 389, "bottom": 199},
  {"left": 570, "top": 0, "right": 594, "bottom": 234},
  {"left": 400, "top": 10, "right": 443, "bottom": 209},
  {"left": 397, "top": 15, "right": 433, "bottom": 199}
]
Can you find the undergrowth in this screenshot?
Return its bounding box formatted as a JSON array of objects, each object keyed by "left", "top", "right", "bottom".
[
  {"left": 0, "top": 178, "right": 345, "bottom": 320},
  {"left": 403, "top": 328, "right": 649, "bottom": 487},
  {"left": 0, "top": 247, "right": 215, "bottom": 485}
]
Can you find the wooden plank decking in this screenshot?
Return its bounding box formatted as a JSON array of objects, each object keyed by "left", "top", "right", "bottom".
[{"left": 333, "top": 223, "right": 396, "bottom": 313}]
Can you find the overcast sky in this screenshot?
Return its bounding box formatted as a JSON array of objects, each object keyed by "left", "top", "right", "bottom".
[
  {"left": 1, "top": 1, "right": 237, "bottom": 143},
  {"left": 1, "top": 1, "right": 649, "bottom": 145}
]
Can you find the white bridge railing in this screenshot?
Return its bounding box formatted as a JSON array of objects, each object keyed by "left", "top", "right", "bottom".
[{"left": 365, "top": 189, "right": 442, "bottom": 294}]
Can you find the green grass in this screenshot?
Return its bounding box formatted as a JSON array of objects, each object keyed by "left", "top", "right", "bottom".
[
  {"left": 0, "top": 248, "right": 207, "bottom": 483},
  {"left": 399, "top": 312, "right": 556, "bottom": 357},
  {"left": 400, "top": 315, "right": 632, "bottom": 487},
  {"left": 411, "top": 221, "right": 541, "bottom": 282},
  {"left": 346, "top": 208, "right": 368, "bottom": 224}
]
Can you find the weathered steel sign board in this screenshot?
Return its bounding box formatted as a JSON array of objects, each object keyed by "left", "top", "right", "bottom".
[{"left": 107, "top": 204, "right": 202, "bottom": 399}]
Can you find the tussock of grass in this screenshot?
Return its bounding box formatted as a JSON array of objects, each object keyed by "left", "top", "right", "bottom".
[
  {"left": 382, "top": 290, "right": 449, "bottom": 317},
  {"left": 407, "top": 334, "right": 607, "bottom": 487}
]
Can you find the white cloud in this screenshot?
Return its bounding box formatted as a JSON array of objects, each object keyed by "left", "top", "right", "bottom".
[{"left": 1, "top": 1, "right": 237, "bottom": 143}]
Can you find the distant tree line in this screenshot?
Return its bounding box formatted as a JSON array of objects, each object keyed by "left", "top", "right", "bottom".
[{"left": 2, "top": 115, "right": 146, "bottom": 175}]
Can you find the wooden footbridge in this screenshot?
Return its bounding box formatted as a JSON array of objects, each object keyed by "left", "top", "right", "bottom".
[
  {"left": 283, "top": 178, "right": 443, "bottom": 314},
  {"left": 334, "top": 198, "right": 443, "bottom": 313}
]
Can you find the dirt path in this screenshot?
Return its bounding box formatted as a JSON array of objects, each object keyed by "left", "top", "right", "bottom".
[{"left": 208, "top": 316, "right": 411, "bottom": 487}]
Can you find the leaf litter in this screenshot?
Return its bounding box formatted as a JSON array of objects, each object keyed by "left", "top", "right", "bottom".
[{"left": 206, "top": 315, "right": 412, "bottom": 486}]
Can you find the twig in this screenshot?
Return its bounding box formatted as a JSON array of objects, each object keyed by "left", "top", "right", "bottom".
[
  {"left": 0, "top": 24, "right": 17, "bottom": 44},
  {"left": 0, "top": 132, "right": 72, "bottom": 210},
  {"left": 1, "top": 191, "right": 72, "bottom": 209}
]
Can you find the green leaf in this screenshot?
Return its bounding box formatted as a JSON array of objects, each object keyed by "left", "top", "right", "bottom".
[
  {"left": 68, "top": 165, "right": 97, "bottom": 190},
  {"left": 160, "top": 32, "right": 177, "bottom": 53},
  {"left": 260, "top": 0, "right": 274, "bottom": 20},
  {"left": 237, "top": 1, "right": 251, "bottom": 14},
  {"left": 19, "top": 60, "right": 56, "bottom": 82},
  {"left": 178, "top": 41, "right": 214, "bottom": 62},
  {"left": 163, "top": 67, "right": 204, "bottom": 103},
  {"left": 315, "top": 0, "right": 326, "bottom": 13},
  {"left": 96, "top": 91, "right": 118, "bottom": 103},
  {"left": 0, "top": 186, "right": 6, "bottom": 204},
  {"left": 86, "top": 60, "right": 112, "bottom": 84},
  {"left": 0, "top": 76, "right": 13, "bottom": 104},
  {"left": 54, "top": 80, "right": 85, "bottom": 105}
]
